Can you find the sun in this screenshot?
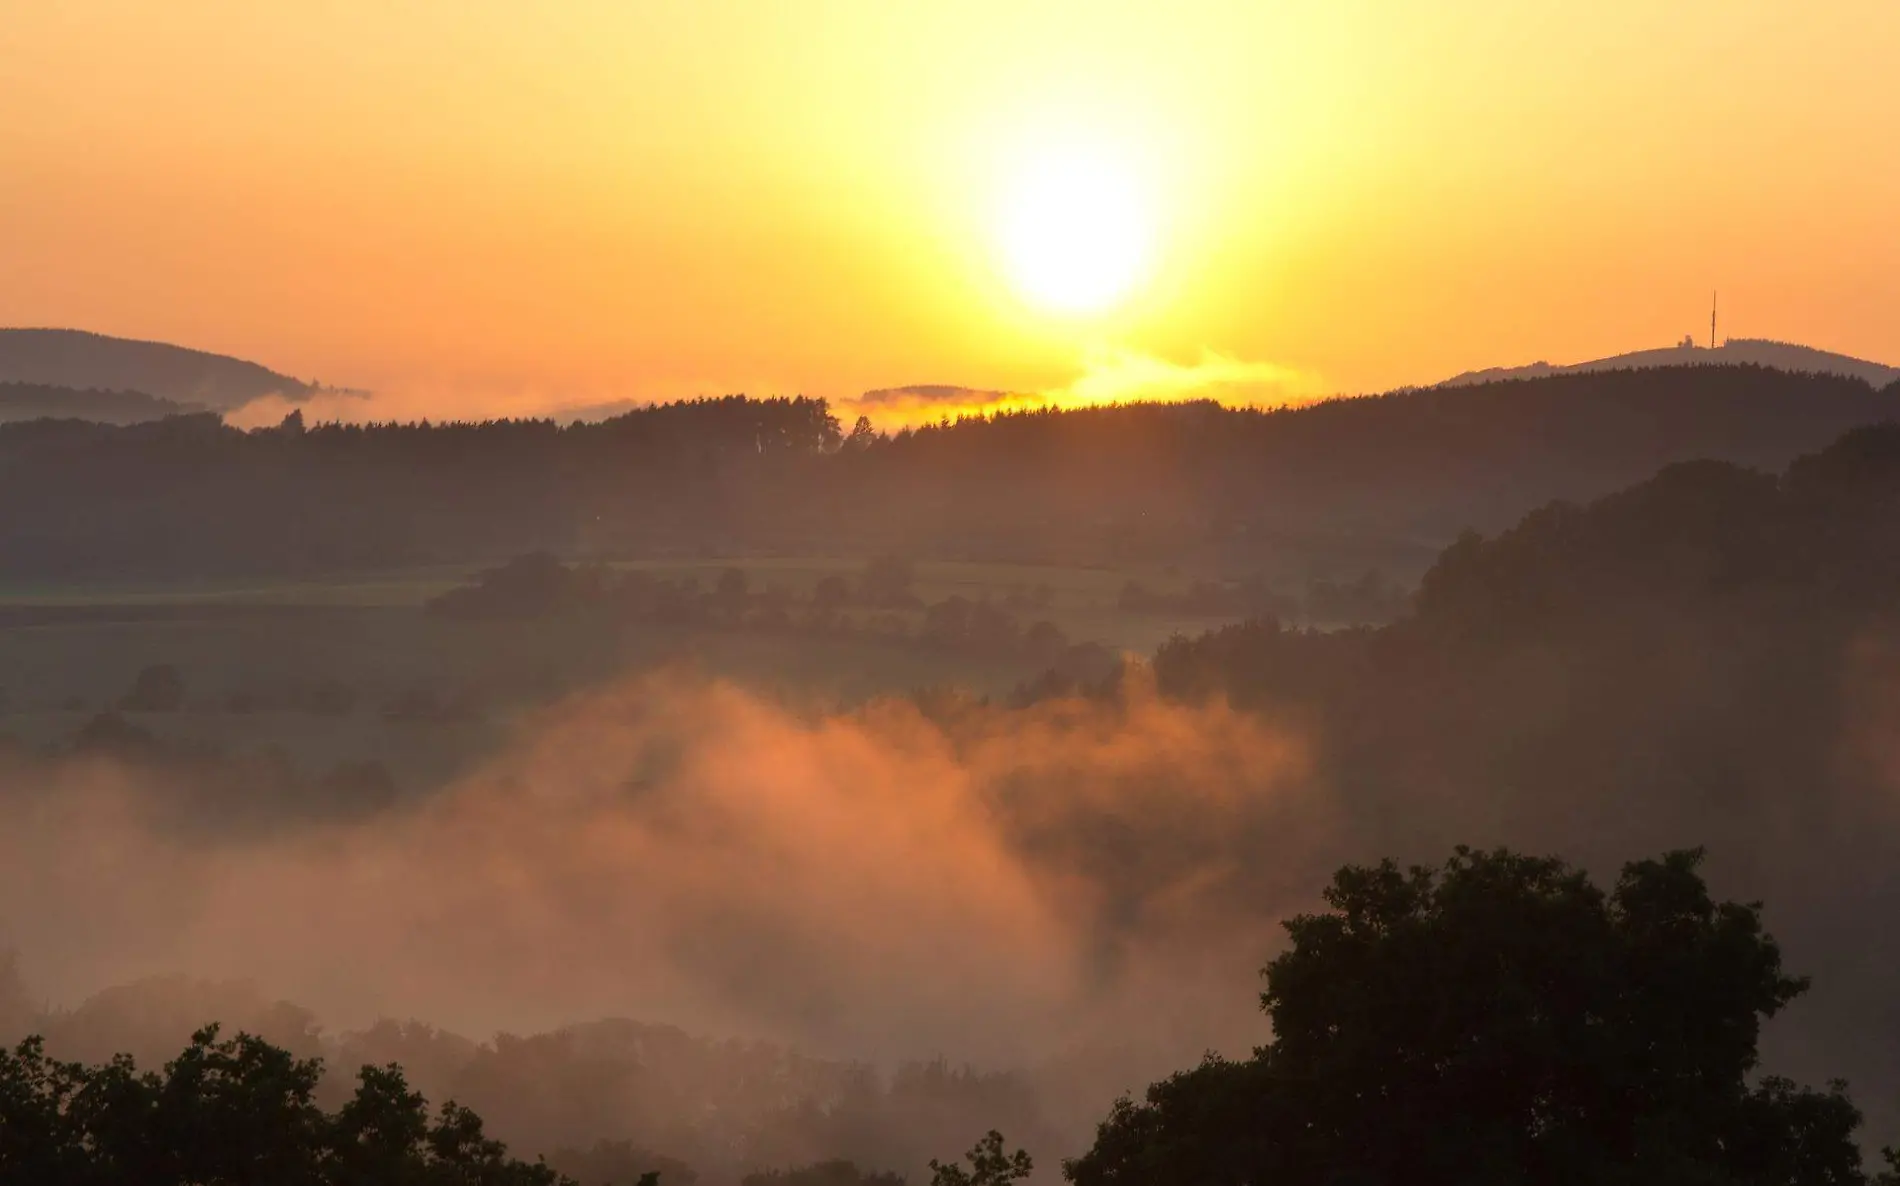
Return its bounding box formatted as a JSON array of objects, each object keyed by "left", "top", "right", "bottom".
[{"left": 998, "top": 145, "right": 1153, "bottom": 315}]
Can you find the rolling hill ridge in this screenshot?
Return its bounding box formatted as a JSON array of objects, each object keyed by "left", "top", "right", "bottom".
[
  {"left": 1440, "top": 337, "right": 1899, "bottom": 389},
  {"left": 0, "top": 328, "right": 315, "bottom": 411}
]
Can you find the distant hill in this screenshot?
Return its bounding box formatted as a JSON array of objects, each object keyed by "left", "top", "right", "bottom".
[
  {"left": 0, "top": 382, "right": 200, "bottom": 426},
  {"left": 0, "top": 329, "right": 314, "bottom": 411},
  {"left": 1441, "top": 338, "right": 1900, "bottom": 389}
]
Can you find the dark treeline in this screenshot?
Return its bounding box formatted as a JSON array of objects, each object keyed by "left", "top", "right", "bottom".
[
  {"left": 425, "top": 553, "right": 1110, "bottom": 673},
  {"left": 1, "top": 961, "right": 1057, "bottom": 1186},
  {"left": 0, "top": 382, "right": 199, "bottom": 425},
  {"left": 1114, "top": 569, "right": 1407, "bottom": 624},
  {"left": 0, "top": 396, "right": 841, "bottom": 577},
  {"left": 0, "top": 366, "right": 1895, "bottom": 578},
  {"left": 0, "top": 1025, "right": 578, "bottom": 1184}
]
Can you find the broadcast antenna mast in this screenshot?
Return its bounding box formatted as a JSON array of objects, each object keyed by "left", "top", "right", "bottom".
[{"left": 1711, "top": 291, "right": 1718, "bottom": 350}]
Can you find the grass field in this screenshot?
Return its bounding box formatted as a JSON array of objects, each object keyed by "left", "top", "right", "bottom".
[
  {"left": 0, "top": 567, "right": 475, "bottom": 609},
  {"left": 0, "top": 607, "right": 1044, "bottom": 788},
  {"left": 0, "top": 556, "right": 1255, "bottom": 793},
  {"left": 607, "top": 556, "right": 1242, "bottom": 653},
  {"left": 0, "top": 556, "right": 1242, "bottom": 647}
]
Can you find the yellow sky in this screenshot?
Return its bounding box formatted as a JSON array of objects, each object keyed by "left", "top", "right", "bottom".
[{"left": 3, "top": 1, "right": 1897, "bottom": 418}]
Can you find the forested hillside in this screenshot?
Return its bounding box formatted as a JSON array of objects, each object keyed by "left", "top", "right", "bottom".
[
  {"left": 0, "top": 381, "right": 198, "bottom": 425},
  {"left": 0, "top": 365, "right": 1892, "bottom": 580},
  {"left": 1140, "top": 422, "right": 1900, "bottom": 1137},
  {"left": 0, "top": 329, "right": 314, "bottom": 410}
]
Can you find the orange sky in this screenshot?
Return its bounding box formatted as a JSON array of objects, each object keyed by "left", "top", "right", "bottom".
[{"left": 3, "top": 1, "right": 1897, "bottom": 419}]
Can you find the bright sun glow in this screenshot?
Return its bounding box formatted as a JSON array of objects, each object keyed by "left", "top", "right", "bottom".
[{"left": 999, "top": 145, "right": 1153, "bottom": 315}]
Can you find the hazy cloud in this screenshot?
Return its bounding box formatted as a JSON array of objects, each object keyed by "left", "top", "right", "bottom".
[
  {"left": 855, "top": 385, "right": 1010, "bottom": 410},
  {"left": 839, "top": 347, "right": 1325, "bottom": 430},
  {"left": 1055, "top": 345, "right": 1323, "bottom": 410},
  {"left": 225, "top": 386, "right": 655, "bottom": 429},
  {"left": 0, "top": 670, "right": 1325, "bottom": 1074}
]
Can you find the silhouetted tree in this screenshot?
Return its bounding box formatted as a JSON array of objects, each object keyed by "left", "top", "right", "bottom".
[
  {"left": 1880, "top": 1149, "right": 1900, "bottom": 1186},
  {"left": 1022, "top": 619, "right": 1068, "bottom": 661},
  {"left": 930, "top": 1132, "right": 1031, "bottom": 1186},
  {"left": 427, "top": 553, "right": 577, "bottom": 620},
  {"left": 546, "top": 1139, "right": 676, "bottom": 1186},
  {"left": 0, "top": 1025, "right": 577, "bottom": 1183},
  {"left": 1066, "top": 848, "right": 1872, "bottom": 1186},
  {"left": 844, "top": 415, "right": 878, "bottom": 451},
  {"left": 717, "top": 567, "right": 750, "bottom": 600},
  {"left": 743, "top": 1159, "right": 903, "bottom": 1186},
  {"left": 812, "top": 575, "right": 851, "bottom": 610},
  {"left": 859, "top": 557, "right": 917, "bottom": 608},
  {"left": 119, "top": 663, "right": 185, "bottom": 712},
  {"left": 71, "top": 710, "right": 163, "bottom": 758}
]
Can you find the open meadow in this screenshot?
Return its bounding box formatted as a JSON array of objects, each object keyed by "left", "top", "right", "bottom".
[{"left": 0, "top": 556, "right": 1276, "bottom": 794}]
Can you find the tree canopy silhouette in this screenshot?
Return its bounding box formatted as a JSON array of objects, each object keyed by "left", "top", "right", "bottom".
[
  {"left": 742, "top": 1159, "right": 905, "bottom": 1186},
  {"left": 0, "top": 1024, "right": 589, "bottom": 1184},
  {"left": 929, "top": 1131, "right": 1032, "bottom": 1186},
  {"left": 1065, "top": 848, "right": 1878, "bottom": 1186}
]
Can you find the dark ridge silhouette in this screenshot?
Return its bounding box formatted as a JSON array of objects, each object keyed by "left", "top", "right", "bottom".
[
  {"left": 0, "top": 381, "right": 200, "bottom": 424},
  {"left": 1441, "top": 336, "right": 1900, "bottom": 389},
  {"left": 0, "top": 327, "right": 315, "bottom": 410}
]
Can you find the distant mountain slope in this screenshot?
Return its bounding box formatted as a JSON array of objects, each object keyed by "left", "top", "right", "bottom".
[
  {"left": 0, "top": 382, "right": 200, "bottom": 426},
  {"left": 1441, "top": 338, "right": 1900, "bottom": 389},
  {"left": 0, "top": 329, "right": 314, "bottom": 411}
]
